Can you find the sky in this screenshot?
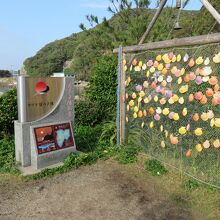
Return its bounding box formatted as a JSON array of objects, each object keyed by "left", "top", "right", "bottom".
[{"left": 0, "top": 0, "right": 203, "bottom": 70}]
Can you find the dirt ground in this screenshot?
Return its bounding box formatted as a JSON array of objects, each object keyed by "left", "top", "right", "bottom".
[{"left": 0, "top": 160, "right": 216, "bottom": 220}]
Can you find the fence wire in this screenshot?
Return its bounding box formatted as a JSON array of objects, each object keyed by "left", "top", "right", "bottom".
[{"left": 123, "top": 43, "right": 220, "bottom": 188}]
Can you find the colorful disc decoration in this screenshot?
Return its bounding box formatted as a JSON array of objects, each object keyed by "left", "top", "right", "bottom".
[{"left": 123, "top": 45, "right": 220, "bottom": 172}]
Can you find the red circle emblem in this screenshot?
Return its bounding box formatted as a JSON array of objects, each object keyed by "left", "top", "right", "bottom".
[{"left": 35, "top": 82, "right": 48, "bottom": 94}]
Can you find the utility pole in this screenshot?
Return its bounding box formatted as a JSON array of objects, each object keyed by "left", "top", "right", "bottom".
[{"left": 10, "top": 65, "right": 14, "bottom": 76}]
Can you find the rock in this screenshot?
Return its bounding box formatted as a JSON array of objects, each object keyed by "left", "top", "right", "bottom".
[{"left": 37, "top": 185, "right": 45, "bottom": 192}]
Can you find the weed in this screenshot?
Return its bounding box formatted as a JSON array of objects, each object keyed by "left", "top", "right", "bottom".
[
  {"left": 183, "top": 179, "right": 200, "bottom": 192},
  {"left": 28, "top": 166, "right": 67, "bottom": 180},
  {"left": 171, "top": 193, "right": 191, "bottom": 207},
  {"left": 145, "top": 159, "right": 167, "bottom": 176}
]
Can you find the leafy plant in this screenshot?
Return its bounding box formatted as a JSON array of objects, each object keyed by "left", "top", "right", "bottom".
[
  {"left": 145, "top": 159, "right": 167, "bottom": 176},
  {"left": 99, "top": 121, "right": 117, "bottom": 146}
]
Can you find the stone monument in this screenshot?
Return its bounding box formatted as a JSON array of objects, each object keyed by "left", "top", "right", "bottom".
[{"left": 14, "top": 76, "right": 77, "bottom": 174}]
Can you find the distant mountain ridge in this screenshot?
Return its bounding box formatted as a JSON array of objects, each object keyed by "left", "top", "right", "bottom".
[{"left": 24, "top": 1, "right": 220, "bottom": 80}]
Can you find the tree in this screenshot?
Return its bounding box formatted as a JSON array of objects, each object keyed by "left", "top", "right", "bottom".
[
  {"left": 107, "top": 0, "right": 150, "bottom": 13},
  {"left": 24, "top": 0, "right": 220, "bottom": 79},
  {"left": 79, "top": 23, "right": 87, "bottom": 31},
  {"left": 0, "top": 70, "right": 11, "bottom": 78},
  {"left": 81, "top": 0, "right": 151, "bottom": 30}
]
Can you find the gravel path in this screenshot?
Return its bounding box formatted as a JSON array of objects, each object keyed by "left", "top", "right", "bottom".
[{"left": 0, "top": 160, "right": 198, "bottom": 220}]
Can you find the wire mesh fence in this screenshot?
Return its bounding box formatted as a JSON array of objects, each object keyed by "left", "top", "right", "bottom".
[{"left": 122, "top": 43, "right": 220, "bottom": 188}]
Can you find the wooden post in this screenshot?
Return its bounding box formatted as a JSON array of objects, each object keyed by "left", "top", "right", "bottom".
[
  {"left": 116, "top": 46, "right": 126, "bottom": 145},
  {"left": 117, "top": 47, "right": 126, "bottom": 145},
  {"left": 120, "top": 52, "right": 126, "bottom": 145},
  {"left": 200, "top": 0, "right": 220, "bottom": 25},
  {"left": 139, "top": 0, "right": 168, "bottom": 45},
  {"left": 113, "top": 33, "right": 220, "bottom": 53},
  {"left": 116, "top": 47, "right": 122, "bottom": 145}
]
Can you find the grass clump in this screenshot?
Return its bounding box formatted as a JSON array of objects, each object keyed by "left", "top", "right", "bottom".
[
  {"left": 65, "top": 152, "right": 98, "bottom": 168},
  {"left": 145, "top": 159, "right": 167, "bottom": 176},
  {"left": 183, "top": 179, "right": 200, "bottom": 192},
  {"left": 27, "top": 144, "right": 119, "bottom": 180},
  {"left": 116, "top": 145, "right": 141, "bottom": 164},
  {"left": 0, "top": 137, "right": 19, "bottom": 174},
  {"left": 28, "top": 144, "right": 142, "bottom": 180},
  {"left": 27, "top": 152, "right": 97, "bottom": 180}
]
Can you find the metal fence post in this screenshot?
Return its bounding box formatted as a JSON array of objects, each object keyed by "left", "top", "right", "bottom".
[{"left": 17, "top": 76, "right": 27, "bottom": 123}]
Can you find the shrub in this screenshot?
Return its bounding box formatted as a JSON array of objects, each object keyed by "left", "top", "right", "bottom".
[
  {"left": 75, "top": 100, "right": 102, "bottom": 126},
  {"left": 74, "top": 55, "right": 117, "bottom": 127},
  {"left": 86, "top": 55, "right": 117, "bottom": 122},
  {"left": 0, "top": 89, "right": 17, "bottom": 136},
  {"left": 74, "top": 125, "right": 103, "bottom": 152},
  {"left": 0, "top": 70, "right": 11, "bottom": 77},
  {"left": 0, "top": 137, "right": 18, "bottom": 174}
]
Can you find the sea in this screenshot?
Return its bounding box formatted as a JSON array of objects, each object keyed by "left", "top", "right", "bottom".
[{"left": 0, "top": 86, "right": 11, "bottom": 96}]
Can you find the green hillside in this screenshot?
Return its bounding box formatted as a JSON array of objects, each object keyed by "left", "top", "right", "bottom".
[{"left": 24, "top": 1, "right": 220, "bottom": 80}]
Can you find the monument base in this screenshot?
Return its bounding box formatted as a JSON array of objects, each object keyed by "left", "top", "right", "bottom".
[
  {"left": 15, "top": 120, "right": 77, "bottom": 175},
  {"left": 18, "top": 162, "right": 64, "bottom": 176}
]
